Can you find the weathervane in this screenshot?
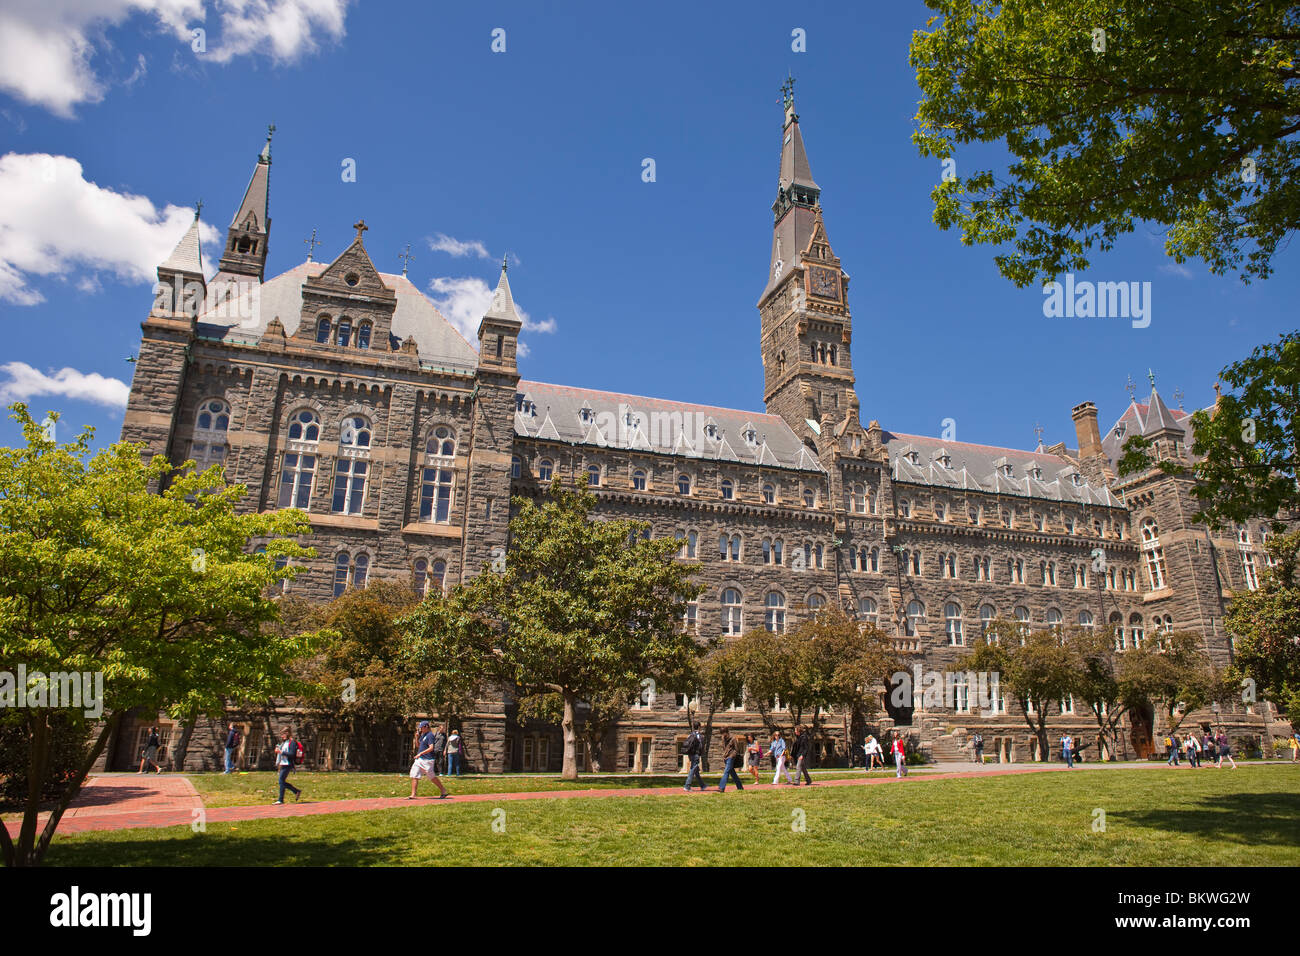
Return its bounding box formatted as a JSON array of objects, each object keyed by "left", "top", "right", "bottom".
[
  {"left": 398, "top": 243, "right": 414, "bottom": 277},
  {"left": 1124, "top": 375, "right": 1137, "bottom": 401},
  {"left": 193, "top": 199, "right": 203, "bottom": 221},
  {"left": 1172, "top": 387, "right": 1185, "bottom": 409},
  {"left": 304, "top": 228, "right": 320, "bottom": 262},
  {"left": 1033, "top": 422, "right": 1044, "bottom": 446},
  {"left": 780, "top": 73, "right": 796, "bottom": 112}
]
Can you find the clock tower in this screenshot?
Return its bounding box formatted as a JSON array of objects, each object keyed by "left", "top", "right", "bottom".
[{"left": 757, "top": 80, "right": 860, "bottom": 453}]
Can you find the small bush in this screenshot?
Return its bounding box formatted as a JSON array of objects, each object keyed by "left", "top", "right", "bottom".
[{"left": 0, "top": 712, "right": 92, "bottom": 811}]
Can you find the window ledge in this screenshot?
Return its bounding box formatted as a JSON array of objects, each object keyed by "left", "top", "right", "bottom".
[
  {"left": 401, "top": 523, "right": 463, "bottom": 539},
  {"left": 308, "top": 513, "right": 380, "bottom": 531}
]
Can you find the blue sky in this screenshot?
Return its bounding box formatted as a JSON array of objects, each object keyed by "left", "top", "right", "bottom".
[{"left": 1, "top": 1, "right": 1295, "bottom": 453}]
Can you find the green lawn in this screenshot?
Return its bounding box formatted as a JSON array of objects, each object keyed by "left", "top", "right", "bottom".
[
  {"left": 45, "top": 765, "right": 1300, "bottom": 866},
  {"left": 186, "top": 768, "right": 870, "bottom": 807}
]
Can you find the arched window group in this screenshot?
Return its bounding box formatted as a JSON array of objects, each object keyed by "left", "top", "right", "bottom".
[
  {"left": 413, "top": 557, "right": 447, "bottom": 598},
  {"left": 191, "top": 398, "right": 230, "bottom": 471},
  {"left": 316, "top": 314, "right": 373, "bottom": 349},
  {"left": 333, "top": 551, "right": 370, "bottom": 597},
  {"left": 1141, "top": 517, "right": 1167, "bottom": 589},
  {"left": 420, "top": 426, "right": 456, "bottom": 524},
  {"left": 332, "top": 416, "right": 372, "bottom": 516}
]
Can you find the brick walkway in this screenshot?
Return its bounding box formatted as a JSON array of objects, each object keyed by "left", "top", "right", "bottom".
[{"left": 5, "top": 765, "right": 1068, "bottom": 837}]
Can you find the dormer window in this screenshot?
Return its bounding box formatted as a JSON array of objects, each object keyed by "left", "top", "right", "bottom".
[
  {"left": 1028, "top": 465, "right": 1042, "bottom": 481},
  {"left": 937, "top": 454, "right": 951, "bottom": 469},
  {"left": 704, "top": 422, "right": 718, "bottom": 441},
  {"left": 907, "top": 451, "right": 920, "bottom": 466},
  {"left": 578, "top": 406, "right": 595, "bottom": 425},
  {"left": 1070, "top": 473, "right": 1084, "bottom": 487},
  {"left": 1000, "top": 464, "right": 1014, "bottom": 478},
  {"left": 743, "top": 427, "right": 758, "bottom": 445}
]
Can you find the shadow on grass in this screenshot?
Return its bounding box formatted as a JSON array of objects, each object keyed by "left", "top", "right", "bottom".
[
  {"left": 46, "top": 832, "right": 420, "bottom": 867},
  {"left": 1109, "top": 791, "right": 1300, "bottom": 847}
]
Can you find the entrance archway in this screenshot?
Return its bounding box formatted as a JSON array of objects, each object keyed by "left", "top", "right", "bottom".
[{"left": 1129, "top": 701, "right": 1154, "bottom": 759}]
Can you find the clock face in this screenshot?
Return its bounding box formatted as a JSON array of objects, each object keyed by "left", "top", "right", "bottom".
[{"left": 809, "top": 266, "right": 840, "bottom": 299}]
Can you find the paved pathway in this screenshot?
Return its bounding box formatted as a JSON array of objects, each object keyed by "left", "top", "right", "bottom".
[{"left": 8, "top": 765, "right": 1069, "bottom": 837}]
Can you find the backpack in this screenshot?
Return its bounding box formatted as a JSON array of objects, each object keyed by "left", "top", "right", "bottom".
[
  {"left": 682, "top": 732, "right": 701, "bottom": 757},
  {"left": 289, "top": 740, "right": 305, "bottom": 766},
  {"left": 231, "top": 731, "right": 241, "bottom": 748}
]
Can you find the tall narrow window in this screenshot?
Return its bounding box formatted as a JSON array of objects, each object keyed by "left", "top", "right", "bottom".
[
  {"left": 336, "top": 317, "right": 352, "bottom": 347},
  {"left": 278, "top": 453, "right": 316, "bottom": 510},
  {"left": 357, "top": 322, "right": 372, "bottom": 349},
  {"left": 720, "top": 478, "right": 734, "bottom": 500},
  {"left": 762, "top": 482, "right": 775, "bottom": 504},
  {"left": 632, "top": 469, "right": 647, "bottom": 491},
  {"left": 764, "top": 591, "right": 786, "bottom": 634},
  {"left": 538, "top": 458, "right": 554, "bottom": 481},
  {"left": 420, "top": 426, "right": 456, "bottom": 523},
  {"left": 587, "top": 465, "right": 601, "bottom": 487},
  {"left": 722, "top": 588, "right": 743, "bottom": 636},
  {"left": 332, "top": 416, "right": 372, "bottom": 516},
  {"left": 677, "top": 474, "right": 691, "bottom": 495},
  {"left": 944, "top": 603, "right": 964, "bottom": 646},
  {"left": 905, "top": 600, "right": 925, "bottom": 637},
  {"left": 316, "top": 316, "right": 331, "bottom": 343},
  {"left": 1141, "top": 517, "right": 1167, "bottom": 589},
  {"left": 191, "top": 398, "right": 231, "bottom": 471},
  {"left": 857, "top": 597, "right": 878, "bottom": 626}
]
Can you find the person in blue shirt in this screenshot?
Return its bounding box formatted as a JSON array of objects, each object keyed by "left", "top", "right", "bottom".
[
  {"left": 770, "top": 730, "right": 794, "bottom": 785},
  {"left": 272, "top": 729, "right": 302, "bottom": 804},
  {"left": 1061, "top": 733, "right": 1074, "bottom": 768},
  {"left": 408, "top": 720, "right": 449, "bottom": 799}
]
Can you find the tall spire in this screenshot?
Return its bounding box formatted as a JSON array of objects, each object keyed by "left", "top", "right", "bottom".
[
  {"left": 217, "top": 128, "right": 273, "bottom": 280},
  {"left": 762, "top": 76, "right": 822, "bottom": 301},
  {"left": 477, "top": 258, "right": 522, "bottom": 372},
  {"left": 156, "top": 208, "right": 206, "bottom": 316}
]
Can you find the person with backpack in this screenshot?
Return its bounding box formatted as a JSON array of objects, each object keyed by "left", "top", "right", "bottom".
[
  {"left": 137, "top": 727, "right": 162, "bottom": 774},
  {"left": 446, "top": 728, "right": 464, "bottom": 776},
  {"left": 1165, "top": 733, "right": 1179, "bottom": 766},
  {"left": 791, "top": 725, "right": 814, "bottom": 786},
  {"left": 223, "top": 723, "right": 240, "bottom": 775},
  {"left": 681, "top": 722, "right": 707, "bottom": 792},
  {"left": 744, "top": 734, "right": 763, "bottom": 785},
  {"left": 770, "top": 730, "right": 795, "bottom": 785},
  {"left": 409, "top": 720, "right": 450, "bottom": 799},
  {"left": 273, "top": 728, "right": 303, "bottom": 804},
  {"left": 971, "top": 732, "right": 984, "bottom": 764},
  {"left": 891, "top": 734, "right": 907, "bottom": 777},
  {"left": 716, "top": 729, "right": 744, "bottom": 792}
]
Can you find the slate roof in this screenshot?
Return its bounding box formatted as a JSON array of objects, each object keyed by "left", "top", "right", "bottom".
[
  {"left": 159, "top": 218, "right": 204, "bottom": 275},
  {"left": 1100, "top": 390, "right": 1203, "bottom": 471},
  {"left": 513, "top": 380, "right": 825, "bottom": 473},
  {"left": 884, "top": 430, "right": 1125, "bottom": 507},
  {"left": 195, "top": 262, "right": 478, "bottom": 371}
]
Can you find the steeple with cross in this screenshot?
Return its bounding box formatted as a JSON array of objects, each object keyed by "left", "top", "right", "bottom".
[{"left": 304, "top": 228, "right": 320, "bottom": 262}]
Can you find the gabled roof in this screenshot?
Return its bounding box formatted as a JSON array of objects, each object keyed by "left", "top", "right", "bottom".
[
  {"left": 884, "top": 430, "right": 1124, "bottom": 507},
  {"left": 1100, "top": 395, "right": 1201, "bottom": 471},
  {"left": 512, "top": 380, "right": 825, "bottom": 473},
  {"left": 195, "top": 261, "right": 478, "bottom": 371}
]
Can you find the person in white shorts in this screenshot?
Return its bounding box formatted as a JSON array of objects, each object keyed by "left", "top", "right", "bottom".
[{"left": 408, "top": 720, "right": 449, "bottom": 799}]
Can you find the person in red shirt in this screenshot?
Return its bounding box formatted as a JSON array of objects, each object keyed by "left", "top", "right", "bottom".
[{"left": 891, "top": 735, "right": 908, "bottom": 778}]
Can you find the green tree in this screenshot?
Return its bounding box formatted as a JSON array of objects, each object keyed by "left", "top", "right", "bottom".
[
  {"left": 400, "top": 483, "right": 701, "bottom": 781},
  {"left": 0, "top": 405, "right": 313, "bottom": 866},
  {"left": 1119, "top": 631, "right": 1219, "bottom": 735},
  {"left": 1227, "top": 529, "right": 1300, "bottom": 718},
  {"left": 297, "top": 582, "right": 420, "bottom": 770},
  {"left": 911, "top": 1, "right": 1300, "bottom": 287},
  {"left": 732, "top": 627, "right": 796, "bottom": 735},
  {"left": 687, "top": 639, "right": 745, "bottom": 772},
  {"left": 1118, "top": 332, "right": 1300, "bottom": 530}
]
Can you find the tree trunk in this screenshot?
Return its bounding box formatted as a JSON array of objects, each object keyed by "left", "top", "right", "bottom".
[
  {"left": 169, "top": 705, "right": 200, "bottom": 771},
  {"left": 560, "top": 690, "right": 579, "bottom": 781}
]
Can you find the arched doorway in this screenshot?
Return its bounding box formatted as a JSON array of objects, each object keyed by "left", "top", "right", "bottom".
[{"left": 1129, "top": 701, "right": 1154, "bottom": 759}]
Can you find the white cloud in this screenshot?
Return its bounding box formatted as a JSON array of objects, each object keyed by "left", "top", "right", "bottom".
[
  {"left": 0, "top": 361, "right": 130, "bottom": 409},
  {"left": 1159, "top": 262, "right": 1194, "bottom": 279},
  {"left": 0, "top": 1, "right": 349, "bottom": 116},
  {"left": 0, "top": 152, "right": 220, "bottom": 305},
  {"left": 428, "top": 233, "right": 492, "bottom": 260},
  {"left": 426, "top": 274, "right": 556, "bottom": 355}
]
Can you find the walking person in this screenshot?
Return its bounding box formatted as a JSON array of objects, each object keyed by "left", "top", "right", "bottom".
[
  {"left": 272, "top": 729, "right": 303, "bottom": 804},
  {"left": 864, "top": 734, "right": 883, "bottom": 770},
  {"left": 137, "top": 727, "right": 162, "bottom": 774},
  {"left": 791, "top": 725, "right": 814, "bottom": 786},
  {"left": 682, "top": 721, "right": 707, "bottom": 791},
  {"left": 1061, "top": 733, "right": 1074, "bottom": 768},
  {"left": 971, "top": 732, "right": 984, "bottom": 765},
  {"left": 1216, "top": 732, "right": 1238, "bottom": 769},
  {"left": 446, "top": 728, "right": 464, "bottom": 776},
  {"left": 408, "top": 720, "right": 449, "bottom": 799},
  {"left": 1164, "top": 733, "right": 1179, "bottom": 766},
  {"left": 744, "top": 734, "right": 763, "bottom": 785},
  {"left": 891, "top": 734, "right": 908, "bottom": 777},
  {"left": 1203, "top": 731, "right": 1216, "bottom": 766},
  {"left": 716, "top": 729, "right": 745, "bottom": 792},
  {"left": 223, "top": 723, "right": 240, "bottom": 774},
  {"left": 1184, "top": 733, "right": 1199, "bottom": 768},
  {"left": 770, "top": 730, "right": 795, "bottom": 785},
  {"left": 1291, "top": 731, "right": 1299, "bottom": 763}
]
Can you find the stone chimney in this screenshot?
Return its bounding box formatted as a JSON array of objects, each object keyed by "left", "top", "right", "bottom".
[{"left": 1071, "top": 402, "right": 1103, "bottom": 459}]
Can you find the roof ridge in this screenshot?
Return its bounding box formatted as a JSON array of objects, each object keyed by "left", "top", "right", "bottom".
[{"left": 518, "top": 379, "right": 787, "bottom": 422}]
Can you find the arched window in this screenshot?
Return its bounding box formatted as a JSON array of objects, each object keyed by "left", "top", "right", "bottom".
[
  {"left": 772, "top": 538, "right": 783, "bottom": 565},
  {"left": 979, "top": 604, "right": 996, "bottom": 635},
  {"left": 686, "top": 530, "right": 698, "bottom": 558},
  {"left": 587, "top": 465, "right": 601, "bottom": 487},
  {"left": 1046, "top": 608, "right": 1062, "bottom": 628},
  {"left": 413, "top": 558, "right": 429, "bottom": 597},
  {"left": 1078, "top": 610, "right": 1094, "bottom": 629},
  {"left": 850, "top": 483, "right": 865, "bottom": 513},
  {"left": 935, "top": 501, "right": 946, "bottom": 521},
  {"left": 730, "top": 535, "right": 742, "bottom": 562},
  {"left": 857, "top": 597, "right": 878, "bottom": 626},
  {"left": 538, "top": 458, "right": 554, "bottom": 481},
  {"left": 910, "top": 550, "right": 921, "bottom": 576},
  {"left": 191, "top": 398, "right": 230, "bottom": 471},
  {"left": 335, "top": 316, "right": 353, "bottom": 348},
  {"left": 722, "top": 588, "right": 743, "bottom": 636},
  {"left": 944, "top": 602, "right": 964, "bottom": 646},
  {"left": 720, "top": 478, "right": 734, "bottom": 500},
  {"left": 762, "top": 482, "right": 775, "bottom": 504},
  {"left": 764, "top": 591, "right": 786, "bottom": 634},
  {"left": 803, "top": 488, "right": 816, "bottom": 508},
  {"left": 357, "top": 321, "right": 372, "bottom": 349},
  {"left": 868, "top": 547, "right": 879, "bottom": 572},
  {"left": 677, "top": 474, "right": 691, "bottom": 495},
  {"left": 287, "top": 409, "right": 320, "bottom": 442},
  {"left": 333, "top": 552, "right": 369, "bottom": 597},
  {"left": 431, "top": 559, "right": 447, "bottom": 594},
  {"left": 899, "top": 499, "right": 911, "bottom": 518},
  {"left": 1140, "top": 517, "right": 1167, "bottom": 589},
  {"left": 807, "top": 593, "right": 827, "bottom": 616},
  {"left": 1110, "top": 612, "right": 1124, "bottom": 649},
  {"left": 905, "top": 600, "right": 925, "bottom": 637},
  {"left": 1129, "top": 613, "right": 1144, "bottom": 649},
  {"left": 417, "top": 426, "right": 455, "bottom": 524},
  {"left": 632, "top": 468, "right": 647, "bottom": 491},
  {"left": 315, "top": 316, "right": 332, "bottom": 343}
]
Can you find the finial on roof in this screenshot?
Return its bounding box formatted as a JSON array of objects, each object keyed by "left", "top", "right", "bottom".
[
  {"left": 353, "top": 219, "right": 368, "bottom": 241},
  {"left": 1172, "top": 387, "right": 1185, "bottom": 410},
  {"left": 194, "top": 199, "right": 203, "bottom": 221},
  {"left": 501, "top": 254, "right": 508, "bottom": 274},
  {"left": 1214, "top": 380, "right": 1222, "bottom": 399},
  {"left": 780, "top": 73, "right": 797, "bottom": 117},
  {"left": 304, "top": 228, "right": 320, "bottom": 262},
  {"left": 260, "top": 124, "right": 275, "bottom": 164},
  {"left": 399, "top": 243, "right": 414, "bottom": 277},
  {"left": 1033, "top": 422, "right": 1044, "bottom": 449},
  {"left": 1125, "top": 374, "right": 1137, "bottom": 401},
  {"left": 1147, "top": 368, "right": 1157, "bottom": 389}
]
